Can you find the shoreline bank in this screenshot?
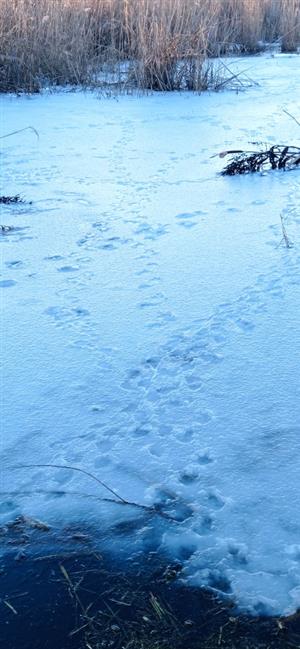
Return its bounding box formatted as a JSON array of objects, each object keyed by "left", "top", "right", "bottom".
[{"left": 1, "top": 517, "right": 299, "bottom": 649}]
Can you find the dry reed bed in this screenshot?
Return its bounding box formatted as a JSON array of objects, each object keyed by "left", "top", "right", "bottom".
[{"left": 0, "top": 0, "right": 300, "bottom": 92}]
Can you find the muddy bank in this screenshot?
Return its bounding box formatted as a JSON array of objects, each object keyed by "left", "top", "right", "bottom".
[{"left": 0, "top": 518, "right": 299, "bottom": 649}]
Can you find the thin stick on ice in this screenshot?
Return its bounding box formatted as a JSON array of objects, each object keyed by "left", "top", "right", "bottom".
[
  {"left": 0, "top": 126, "right": 39, "bottom": 140},
  {"left": 10, "top": 463, "right": 181, "bottom": 521}
]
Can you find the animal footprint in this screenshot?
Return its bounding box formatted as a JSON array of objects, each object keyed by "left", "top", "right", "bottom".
[
  {"left": 197, "top": 450, "right": 214, "bottom": 465},
  {"left": 179, "top": 465, "right": 200, "bottom": 485}
]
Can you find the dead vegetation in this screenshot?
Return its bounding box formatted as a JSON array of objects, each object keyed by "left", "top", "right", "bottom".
[
  {"left": 0, "top": 224, "right": 15, "bottom": 233},
  {"left": 0, "top": 195, "right": 23, "bottom": 204},
  {"left": 220, "top": 145, "right": 300, "bottom": 175},
  {"left": 0, "top": 0, "right": 299, "bottom": 93},
  {"left": 11, "top": 462, "right": 188, "bottom": 522},
  {"left": 1, "top": 518, "right": 300, "bottom": 649}
]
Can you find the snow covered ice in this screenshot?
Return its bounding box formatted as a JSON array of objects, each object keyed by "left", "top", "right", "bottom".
[{"left": 1, "top": 54, "right": 300, "bottom": 615}]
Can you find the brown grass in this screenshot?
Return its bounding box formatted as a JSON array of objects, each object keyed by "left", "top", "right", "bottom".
[{"left": 0, "top": 0, "right": 299, "bottom": 92}]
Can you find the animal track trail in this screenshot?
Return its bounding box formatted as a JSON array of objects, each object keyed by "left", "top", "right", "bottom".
[{"left": 115, "top": 175, "right": 300, "bottom": 519}]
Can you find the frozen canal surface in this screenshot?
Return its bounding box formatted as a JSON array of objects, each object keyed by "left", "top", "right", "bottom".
[{"left": 1, "top": 54, "right": 300, "bottom": 615}]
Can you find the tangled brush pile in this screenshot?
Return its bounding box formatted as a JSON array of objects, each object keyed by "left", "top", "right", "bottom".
[{"left": 220, "top": 145, "right": 300, "bottom": 175}]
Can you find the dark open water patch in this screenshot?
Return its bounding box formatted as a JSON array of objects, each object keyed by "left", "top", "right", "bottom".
[{"left": 0, "top": 518, "right": 299, "bottom": 649}]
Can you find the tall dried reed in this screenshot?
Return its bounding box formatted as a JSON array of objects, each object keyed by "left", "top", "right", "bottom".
[
  {"left": 0, "top": 0, "right": 299, "bottom": 92},
  {"left": 279, "top": 0, "right": 300, "bottom": 50}
]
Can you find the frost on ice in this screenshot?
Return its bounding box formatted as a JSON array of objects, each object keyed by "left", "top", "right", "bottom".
[{"left": 1, "top": 54, "right": 300, "bottom": 615}]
